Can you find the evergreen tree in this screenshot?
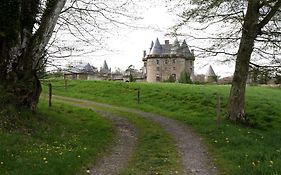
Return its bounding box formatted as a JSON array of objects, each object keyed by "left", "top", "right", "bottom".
[{"left": 178, "top": 71, "right": 192, "bottom": 84}]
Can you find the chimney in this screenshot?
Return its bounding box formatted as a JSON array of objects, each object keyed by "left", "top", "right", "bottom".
[{"left": 165, "top": 40, "right": 169, "bottom": 45}]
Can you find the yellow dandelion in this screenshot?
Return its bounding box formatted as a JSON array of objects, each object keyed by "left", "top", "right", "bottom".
[
  {"left": 77, "top": 155, "right": 81, "bottom": 158},
  {"left": 214, "top": 140, "right": 218, "bottom": 143},
  {"left": 45, "top": 161, "right": 48, "bottom": 164},
  {"left": 238, "top": 165, "right": 241, "bottom": 168},
  {"left": 175, "top": 171, "right": 178, "bottom": 174},
  {"left": 269, "top": 160, "right": 273, "bottom": 164},
  {"left": 86, "top": 169, "right": 90, "bottom": 173},
  {"left": 0, "top": 161, "right": 3, "bottom": 165},
  {"left": 252, "top": 162, "right": 255, "bottom": 166},
  {"left": 43, "top": 157, "right": 47, "bottom": 161}
]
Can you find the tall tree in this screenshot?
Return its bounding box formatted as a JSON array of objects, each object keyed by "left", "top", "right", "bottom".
[
  {"left": 0, "top": 0, "right": 67, "bottom": 110},
  {"left": 171, "top": 0, "right": 281, "bottom": 122},
  {"left": 0, "top": 0, "right": 135, "bottom": 111}
]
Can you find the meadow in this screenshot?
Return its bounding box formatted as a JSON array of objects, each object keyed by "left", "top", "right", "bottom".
[
  {"left": 0, "top": 100, "right": 114, "bottom": 175},
  {"left": 44, "top": 80, "right": 281, "bottom": 175}
]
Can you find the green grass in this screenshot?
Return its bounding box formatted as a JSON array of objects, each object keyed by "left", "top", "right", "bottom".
[
  {"left": 117, "top": 111, "right": 181, "bottom": 175},
  {"left": 0, "top": 100, "right": 114, "bottom": 175},
  {"left": 53, "top": 97, "right": 181, "bottom": 175},
  {"left": 44, "top": 80, "right": 281, "bottom": 175}
]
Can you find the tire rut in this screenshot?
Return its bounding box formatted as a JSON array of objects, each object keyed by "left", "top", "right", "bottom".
[
  {"left": 88, "top": 110, "right": 137, "bottom": 175},
  {"left": 134, "top": 112, "right": 217, "bottom": 175},
  {"left": 53, "top": 95, "right": 218, "bottom": 175},
  {"left": 56, "top": 99, "right": 137, "bottom": 175}
]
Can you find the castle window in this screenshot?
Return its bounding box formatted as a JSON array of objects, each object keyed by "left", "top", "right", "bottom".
[
  {"left": 173, "top": 67, "right": 176, "bottom": 70},
  {"left": 165, "top": 59, "right": 168, "bottom": 64},
  {"left": 156, "top": 74, "right": 160, "bottom": 81},
  {"left": 172, "top": 74, "right": 176, "bottom": 81},
  {"left": 157, "top": 67, "right": 160, "bottom": 71},
  {"left": 173, "top": 59, "right": 176, "bottom": 63},
  {"left": 156, "top": 59, "right": 160, "bottom": 64}
]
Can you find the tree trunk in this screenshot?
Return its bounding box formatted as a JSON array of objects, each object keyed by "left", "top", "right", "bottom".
[
  {"left": 0, "top": 0, "right": 66, "bottom": 111},
  {"left": 227, "top": 1, "right": 260, "bottom": 122}
]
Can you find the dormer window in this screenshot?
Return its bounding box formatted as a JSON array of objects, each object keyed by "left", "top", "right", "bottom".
[
  {"left": 165, "top": 59, "right": 168, "bottom": 64},
  {"left": 156, "top": 59, "right": 160, "bottom": 64}
]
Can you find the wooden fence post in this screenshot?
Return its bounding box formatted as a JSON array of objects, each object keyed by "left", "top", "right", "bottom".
[
  {"left": 216, "top": 93, "right": 221, "bottom": 126},
  {"left": 49, "top": 83, "right": 52, "bottom": 107}
]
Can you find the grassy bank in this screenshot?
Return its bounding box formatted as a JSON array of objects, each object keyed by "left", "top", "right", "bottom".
[
  {"left": 0, "top": 100, "right": 114, "bottom": 175},
  {"left": 44, "top": 80, "right": 281, "bottom": 175}
]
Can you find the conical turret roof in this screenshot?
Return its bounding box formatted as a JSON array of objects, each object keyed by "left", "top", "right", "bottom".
[
  {"left": 151, "top": 38, "right": 162, "bottom": 55},
  {"left": 83, "top": 63, "right": 94, "bottom": 72},
  {"left": 206, "top": 65, "right": 216, "bottom": 76},
  {"left": 150, "top": 41, "right": 154, "bottom": 49},
  {"left": 148, "top": 41, "right": 154, "bottom": 54},
  {"left": 102, "top": 60, "right": 109, "bottom": 70},
  {"left": 181, "top": 40, "right": 191, "bottom": 56}
]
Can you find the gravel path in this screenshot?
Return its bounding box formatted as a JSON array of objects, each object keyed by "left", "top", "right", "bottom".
[
  {"left": 88, "top": 110, "right": 137, "bottom": 175},
  {"left": 56, "top": 98, "right": 137, "bottom": 175},
  {"left": 135, "top": 112, "right": 217, "bottom": 175},
  {"left": 54, "top": 95, "right": 218, "bottom": 175}
]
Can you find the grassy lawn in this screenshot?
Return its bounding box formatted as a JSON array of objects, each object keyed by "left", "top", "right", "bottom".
[
  {"left": 0, "top": 100, "right": 114, "bottom": 175},
  {"left": 44, "top": 80, "right": 281, "bottom": 175}
]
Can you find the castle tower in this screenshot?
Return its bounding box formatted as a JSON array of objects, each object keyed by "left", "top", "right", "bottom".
[
  {"left": 143, "top": 38, "right": 195, "bottom": 82},
  {"left": 205, "top": 65, "right": 217, "bottom": 83},
  {"left": 100, "top": 60, "right": 111, "bottom": 74}
]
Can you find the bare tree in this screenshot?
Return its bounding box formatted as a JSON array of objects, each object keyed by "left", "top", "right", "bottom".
[
  {"left": 47, "top": 0, "right": 139, "bottom": 70},
  {"left": 169, "top": 0, "right": 281, "bottom": 122},
  {"left": 0, "top": 0, "right": 137, "bottom": 111}
]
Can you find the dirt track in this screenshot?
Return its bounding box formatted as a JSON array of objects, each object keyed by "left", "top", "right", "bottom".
[{"left": 54, "top": 95, "right": 217, "bottom": 175}]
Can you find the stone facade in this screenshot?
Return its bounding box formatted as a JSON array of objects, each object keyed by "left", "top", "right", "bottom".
[{"left": 143, "top": 38, "right": 195, "bottom": 82}]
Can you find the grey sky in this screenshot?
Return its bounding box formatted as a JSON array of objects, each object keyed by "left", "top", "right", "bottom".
[{"left": 51, "top": 1, "right": 235, "bottom": 77}]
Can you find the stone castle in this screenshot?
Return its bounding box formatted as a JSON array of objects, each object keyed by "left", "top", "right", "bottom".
[{"left": 142, "top": 38, "right": 195, "bottom": 82}]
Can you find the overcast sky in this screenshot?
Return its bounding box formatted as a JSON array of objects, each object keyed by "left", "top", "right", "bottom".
[{"left": 52, "top": 1, "right": 235, "bottom": 77}]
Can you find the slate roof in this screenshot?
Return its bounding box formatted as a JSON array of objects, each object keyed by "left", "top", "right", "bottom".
[
  {"left": 147, "top": 38, "right": 193, "bottom": 58},
  {"left": 102, "top": 60, "right": 109, "bottom": 70},
  {"left": 181, "top": 40, "right": 192, "bottom": 56},
  {"left": 171, "top": 38, "right": 180, "bottom": 54},
  {"left": 66, "top": 63, "right": 96, "bottom": 73},
  {"left": 151, "top": 38, "right": 162, "bottom": 55}
]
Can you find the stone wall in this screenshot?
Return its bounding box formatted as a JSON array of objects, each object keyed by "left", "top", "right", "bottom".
[{"left": 146, "top": 55, "right": 194, "bottom": 82}]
